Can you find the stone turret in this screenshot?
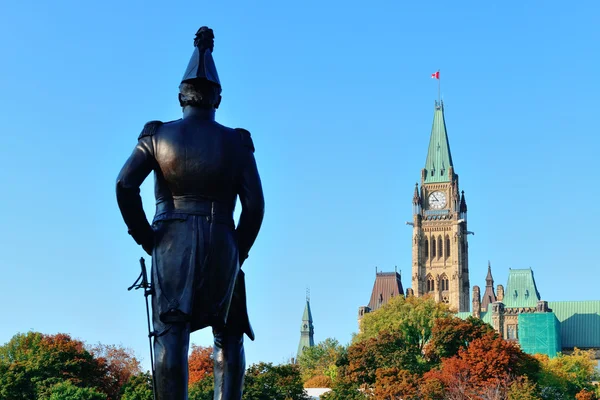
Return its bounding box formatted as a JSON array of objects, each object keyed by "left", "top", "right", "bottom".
[
  {"left": 491, "top": 302, "right": 505, "bottom": 338},
  {"left": 497, "top": 284, "right": 505, "bottom": 302},
  {"left": 472, "top": 286, "right": 481, "bottom": 319}
]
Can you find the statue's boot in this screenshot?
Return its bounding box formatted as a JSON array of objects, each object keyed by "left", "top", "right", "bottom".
[
  {"left": 213, "top": 328, "right": 245, "bottom": 400},
  {"left": 154, "top": 323, "right": 191, "bottom": 400}
]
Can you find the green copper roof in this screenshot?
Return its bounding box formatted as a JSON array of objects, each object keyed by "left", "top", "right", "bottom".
[
  {"left": 302, "top": 299, "right": 313, "bottom": 323},
  {"left": 503, "top": 269, "right": 541, "bottom": 308},
  {"left": 456, "top": 309, "right": 492, "bottom": 325},
  {"left": 547, "top": 301, "right": 600, "bottom": 348},
  {"left": 424, "top": 101, "right": 454, "bottom": 183}
]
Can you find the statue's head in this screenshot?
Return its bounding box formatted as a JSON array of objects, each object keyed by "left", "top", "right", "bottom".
[{"left": 179, "top": 26, "right": 222, "bottom": 109}]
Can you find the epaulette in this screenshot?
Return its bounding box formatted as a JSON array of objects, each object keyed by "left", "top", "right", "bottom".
[
  {"left": 235, "top": 128, "right": 255, "bottom": 153},
  {"left": 138, "top": 120, "right": 164, "bottom": 140}
]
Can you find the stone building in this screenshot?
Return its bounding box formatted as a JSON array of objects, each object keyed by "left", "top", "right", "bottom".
[
  {"left": 409, "top": 101, "right": 471, "bottom": 312},
  {"left": 461, "top": 266, "right": 600, "bottom": 359},
  {"left": 354, "top": 97, "right": 599, "bottom": 362}
]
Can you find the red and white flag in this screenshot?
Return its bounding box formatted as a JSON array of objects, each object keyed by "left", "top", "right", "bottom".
[{"left": 431, "top": 71, "right": 440, "bottom": 79}]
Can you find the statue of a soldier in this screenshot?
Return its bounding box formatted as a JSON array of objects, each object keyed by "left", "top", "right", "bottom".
[{"left": 116, "top": 26, "right": 265, "bottom": 400}]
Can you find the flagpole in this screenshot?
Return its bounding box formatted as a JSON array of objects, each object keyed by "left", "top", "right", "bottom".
[{"left": 438, "top": 69, "right": 441, "bottom": 104}]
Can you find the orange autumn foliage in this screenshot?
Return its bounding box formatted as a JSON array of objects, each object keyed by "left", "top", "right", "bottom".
[
  {"left": 373, "top": 368, "right": 421, "bottom": 400},
  {"left": 304, "top": 374, "right": 332, "bottom": 388},
  {"left": 576, "top": 389, "right": 598, "bottom": 400},
  {"left": 188, "top": 344, "right": 214, "bottom": 385},
  {"left": 423, "top": 332, "right": 540, "bottom": 397},
  {"left": 88, "top": 343, "right": 142, "bottom": 400}
]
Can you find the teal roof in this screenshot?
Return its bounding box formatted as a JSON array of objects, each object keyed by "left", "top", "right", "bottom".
[
  {"left": 548, "top": 301, "right": 600, "bottom": 348},
  {"left": 503, "top": 269, "right": 541, "bottom": 308},
  {"left": 302, "top": 300, "right": 313, "bottom": 323},
  {"left": 456, "top": 308, "right": 492, "bottom": 325},
  {"left": 424, "top": 101, "right": 454, "bottom": 183}
]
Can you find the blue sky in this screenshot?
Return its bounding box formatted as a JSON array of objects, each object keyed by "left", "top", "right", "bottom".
[{"left": 1, "top": 0, "right": 599, "bottom": 369}]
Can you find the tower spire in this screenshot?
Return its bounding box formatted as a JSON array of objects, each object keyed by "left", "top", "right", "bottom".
[
  {"left": 486, "top": 261, "right": 494, "bottom": 286},
  {"left": 481, "top": 262, "right": 497, "bottom": 312},
  {"left": 297, "top": 293, "right": 314, "bottom": 360},
  {"left": 424, "top": 101, "right": 454, "bottom": 184}
]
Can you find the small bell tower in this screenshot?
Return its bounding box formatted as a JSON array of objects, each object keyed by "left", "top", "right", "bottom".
[{"left": 297, "top": 289, "right": 314, "bottom": 360}]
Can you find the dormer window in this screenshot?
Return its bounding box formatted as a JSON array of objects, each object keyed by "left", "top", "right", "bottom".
[
  {"left": 525, "top": 290, "right": 529, "bottom": 299},
  {"left": 514, "top": 290, "right": 518, "bottom": 298}
]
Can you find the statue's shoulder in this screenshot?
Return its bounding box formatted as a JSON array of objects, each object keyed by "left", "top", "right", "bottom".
[
  {"left": 234, "top": 128, "right": 255, "bottom": 153},
  {"left": 138, "top": 119, "right": 180, "bottom": 140}
]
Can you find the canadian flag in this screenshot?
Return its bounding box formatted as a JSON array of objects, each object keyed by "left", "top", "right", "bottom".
[{"left": 431, "top": 71, "right": 440, "bottom": 79}]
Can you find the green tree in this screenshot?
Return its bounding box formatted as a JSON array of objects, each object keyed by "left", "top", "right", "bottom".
[
  {"left": 424, "top": 316, "right": 495, "bottom": 364},
  {"left": 297, "top": 338, "right": 345, "bottom": 383},
  {"left": 188, "top": 374, "right": 214, "bottom": 400},
  {"left": 0, "top": 332, "right": 106, "bottom": 400},
  {"left": 120, "top": 372, "right": 153, "bottom": 400},
  {"left": 346, "top": 331, "right": 427, "bottom": 386},
  {"left": 319, "top": 380, "right": 367, "bottom": 400},
  {"left": 355, "top": 295, "right": 451, "bottom": 353},
  {"left": 40, "top": 381, "right": 106, "bottom": 400},
  {"left": 536, "top": 349, "right": 600, "bottom": 399},
  {"left": 507, "top": 376, "right": 539, "bottom": 400},
  {"left": 242, "top": 362, "right": 310, "bottom": 400}
]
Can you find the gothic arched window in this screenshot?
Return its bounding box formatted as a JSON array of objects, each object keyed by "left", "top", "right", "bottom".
[
  {"left": 424, "top": 238, "right": 429, "bottom": 258},
  {"left": 427, "top": 275, "right": 435, "bottom": 292},
  {"left": 439, "top": 274, "right": 449, "bottom": 291},
  {"left": 438, "top": 236, "right": 443, "bottom": 259},
  {"left": 431, "top": 238, "right": 436, "bottom": 258},
  {"left": 445, "top": 236, "right": 451, "bottom": 258}
]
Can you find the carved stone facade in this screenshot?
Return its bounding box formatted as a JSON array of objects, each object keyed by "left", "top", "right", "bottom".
[{"left": 411, "top": 102, "right": 470, "bottom": 312}]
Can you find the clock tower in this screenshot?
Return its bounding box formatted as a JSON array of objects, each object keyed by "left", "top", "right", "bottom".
[{"left": 411, "top": 100, "right": 470, "bottom": 312}]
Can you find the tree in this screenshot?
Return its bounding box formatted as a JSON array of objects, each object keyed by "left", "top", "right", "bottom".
[
  {"left": 303, "top": 375, "right": 332, "bottom": 388},
  {"left": 424, "top": 316, "right": 495, "bottom": 364},
  {"left": 373, "top": 368, "right": 421, "bottom": 400},
  {"left": 356, "top": 295, "right": 451, "bottom": 353},
  {"left": 0, "top": 332, "right": 107, "bottom": 400},
  {"left": 423, "top": 332, "right": 540, "bottom": 398},
  {"left": 88, "top": 343, "right": 142, "bottom": 399},
  {"left": 297, "top": 338, "right": 345, "bottom": 383},
  {"left": 507, "top": 376, "right": 539, "bottom": 400},
  {"left": 319, "top": 380, "right": 367, "bottom": 400},
  {"left": 536, "top": 349, "right": 600, "bottom": 399},
  {"left": 120, "top": 372, "right": 153, "bottom": 400},
  {"left": 346, "top": 330, "right": 429, "bottom": 388},
  {"left": 576, "top": 389, "right": 598, "bottom": 400},
  {"left": 188, "top": 345, "right": 214, "bottom": 386},
  {"left": 242, "top": 362, "right": 310, "bottom": 400},
  {"left": 189, "top": 374, "right": 214, "bottom": 400},
  {"left": 40, "top": 381, "right": 107, "bottom": 400}
]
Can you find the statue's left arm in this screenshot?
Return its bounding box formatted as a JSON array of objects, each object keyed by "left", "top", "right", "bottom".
[{"left": 115, "top": 121, "right": 161, "bottom": 255}]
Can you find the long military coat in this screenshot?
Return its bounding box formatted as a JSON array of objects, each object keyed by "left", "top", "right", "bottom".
[{"left": 116, "top": 110, "right": 264, "bottom": 339}]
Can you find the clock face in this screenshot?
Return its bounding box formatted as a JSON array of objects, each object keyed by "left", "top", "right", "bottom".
[{"left": 428, "top": 191, "right": 447, "bottom": 209}]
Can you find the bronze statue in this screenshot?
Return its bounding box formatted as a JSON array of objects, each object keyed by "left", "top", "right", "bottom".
[{"left": 116, "top": 26, "right": 265, "bottom": 400}]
